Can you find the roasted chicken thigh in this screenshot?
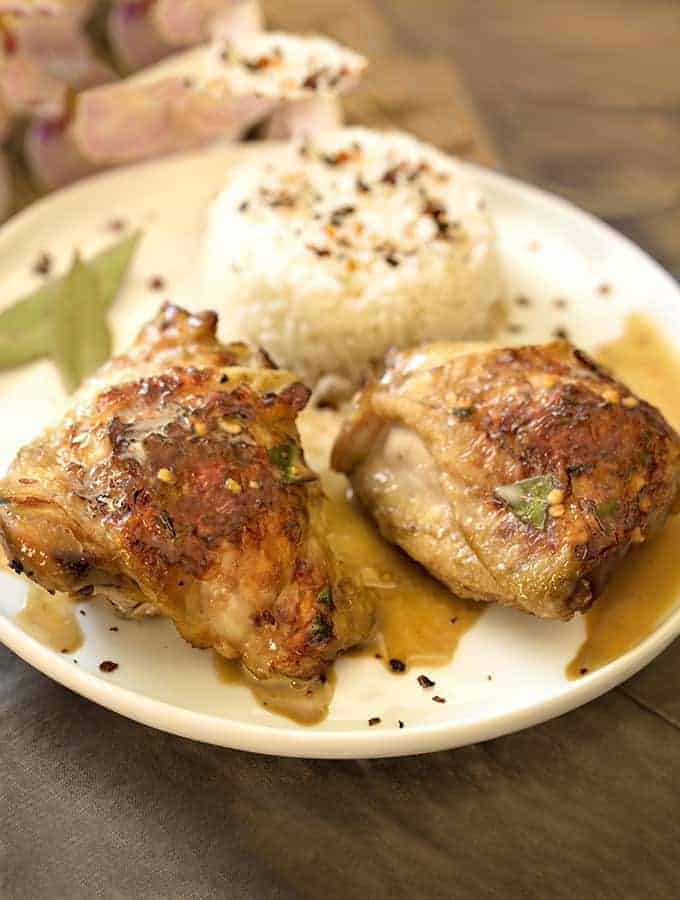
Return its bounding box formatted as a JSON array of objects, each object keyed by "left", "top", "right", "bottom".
[
  {"left": 332, "top": 341, "right": 680, "bottom": 620},
  {"left": 0, "top": 304, "right": 372, "bottom": 679}
]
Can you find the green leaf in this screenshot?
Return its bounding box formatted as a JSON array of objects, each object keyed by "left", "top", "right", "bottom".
[
  {"left": 495, "top": 475, "right": 555, "bottom": 530},
  {"left": 307, "top": 612, "right": 333, "bottom": 646},
  {"left": 268, "top": 441, "right": 318, "bottom": 484},
  {"left": 52, "top": 254, "right": 112, "bottom": 393},
  {"left": 595, "top": 499, "right": 619, "bottom": 519},
  {"left": 0, "top": 280, "right": 58, "bottom": 370},
  {"left": 91, "top": 230, "right": 142, "bottom": 313},
  {"left": 0, "top": 230, "right": 141, "bottom": 373},
  {"left": 318, "top": 586, "right": 333, "bottom": 606}
]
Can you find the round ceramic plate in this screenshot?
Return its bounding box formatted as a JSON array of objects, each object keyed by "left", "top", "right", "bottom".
[{"left": 0, "top": 143, "right": 678, "bottom": 758}]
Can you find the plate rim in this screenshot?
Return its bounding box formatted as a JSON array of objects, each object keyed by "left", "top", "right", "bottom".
[{"left": 0, "top": 150, "right": 678, "bottom": 758}]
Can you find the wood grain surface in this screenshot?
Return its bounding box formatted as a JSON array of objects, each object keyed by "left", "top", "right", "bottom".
[
  {"left": 381, "top": 0, "right": 680, "bottom": 279},
  {"left": 1, "top": 3, "right": 679, "bottom": 899}
]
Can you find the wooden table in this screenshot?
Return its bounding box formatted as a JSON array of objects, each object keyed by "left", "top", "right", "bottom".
[{"left": 1, "top": 3, "right": 679, "bottom": 898}]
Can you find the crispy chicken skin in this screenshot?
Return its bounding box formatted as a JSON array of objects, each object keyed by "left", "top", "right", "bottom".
[
  {"left": 0, "top": 304, "right": 372, "bottom": 679},
  {"left": 332, "top": 341, "right": 680, "bottom": 620}
]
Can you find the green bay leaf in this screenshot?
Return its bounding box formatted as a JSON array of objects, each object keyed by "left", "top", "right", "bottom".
[
  {"left": 91, "top": 230, "right": 142, "bottom": 312},
  {"left": 0, "top": 281, "right": 58, "bottom": 370},
  {"left": 52, "top": 253, "right": 112, "bottom": 393},
  {"left": 0, "top": 230, "right": 141, "bottom": 373}
]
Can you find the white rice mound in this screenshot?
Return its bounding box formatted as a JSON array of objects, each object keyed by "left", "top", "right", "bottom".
[{"left": 202, "top": 127, "right": 505, "bottom": 388}]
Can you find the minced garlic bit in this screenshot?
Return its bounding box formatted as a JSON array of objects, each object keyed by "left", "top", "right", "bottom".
[
  {"left": 547, "top": 488, "right": 565, "bottom": 506},
  {"left": 193, "top": 421, "right": 207, "bottom": 436},
  {"left": 601, "top": 388, "right": 620, "bottom": 404},
  {"left": 225, "top": 478, "right": 242, "bottom": 493},
  {"left": 219, "top": 419, "right": 243, "bottom": 435},
  {"left": 157, "top": 467, "right": 176, "bottom": 484},
  {"left": 249, "top": 480, "right": 261, "bottom": 489},
  {"left": 631, "top": 526, "right": 645, "bottom": 543},
  {"left": 639, "top": 496, "right": 652, "bottom": 513},
  {"left": 622, "top": 396, "right": 639, "bottom": 408},
  {"left": 549, "top": 504, "right": 565, "bottom": 518}
]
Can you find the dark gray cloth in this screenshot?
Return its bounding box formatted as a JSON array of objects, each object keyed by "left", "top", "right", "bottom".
[{"left": 2, "top": 641, "right": 680, "bottom": 900}]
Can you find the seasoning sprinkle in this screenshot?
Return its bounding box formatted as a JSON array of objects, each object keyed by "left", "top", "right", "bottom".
[
  {"left": 307, "top": 244, "right": 331, "bottom": 258},
  {"left": 389, "top": 658, "right": 406, "bottom": 673},
  {"left": 157, "top": 467, "right": 176, "bottom": 484},
  {"left": 368, "top": 717, "right": 381, "bottom": 727},
  {"left": 432, "top": 696, "right": 447, "bottom": 704},
  {"left": 219, "top": 420, "right": 242, "bottom": 435},
  {"left": 99, "top": 660, "right": 118, "bottom": 673},
  {"left": 450, "top": 406, "right": 473, "bottom": 418},
  {"left": 33, "top": 253, "right": 52, "bottom": 276},
  {"left": 417, "top": 674, "right": 435, "bottom": 689}
]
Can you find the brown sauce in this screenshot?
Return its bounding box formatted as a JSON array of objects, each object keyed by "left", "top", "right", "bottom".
[
  {"left": 15, "top": 584, "right": 83, "bottom": 654},
  {"left": 213, "top": 655, "right": 335, "bottom": 725},
  {"left": 567, "top": 315, "right": 680, "bottom": 677},
  {"left": 300, "top": 408, "right": 482, "bottom": 671},
  {"left": 567, "top": 517, "right": 680, "bottom": 677}
]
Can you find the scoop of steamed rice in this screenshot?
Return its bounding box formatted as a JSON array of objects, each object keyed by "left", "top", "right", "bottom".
[{"left": 201, "top": 128, "right": 505, "bottom": 392}]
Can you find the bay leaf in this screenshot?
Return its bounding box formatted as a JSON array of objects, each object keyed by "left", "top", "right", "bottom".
[
  {"left": 0, "top": 230, "right": 141, "bottom": 372},
  {"left": 52, "top": 253, "right": 112, "bottom": 393}
]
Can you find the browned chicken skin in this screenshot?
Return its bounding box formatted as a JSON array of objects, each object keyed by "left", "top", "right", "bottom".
[
  {"left": 332, "top": 340, "right": 680, "bottom": 620},
  {"left": 0, "top": 304, "right": 372, "bottom": 680}
]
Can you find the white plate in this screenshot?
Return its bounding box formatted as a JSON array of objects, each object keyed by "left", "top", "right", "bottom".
[{"left": 0, "top": 143, "right": 678, "bottom": 758}]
